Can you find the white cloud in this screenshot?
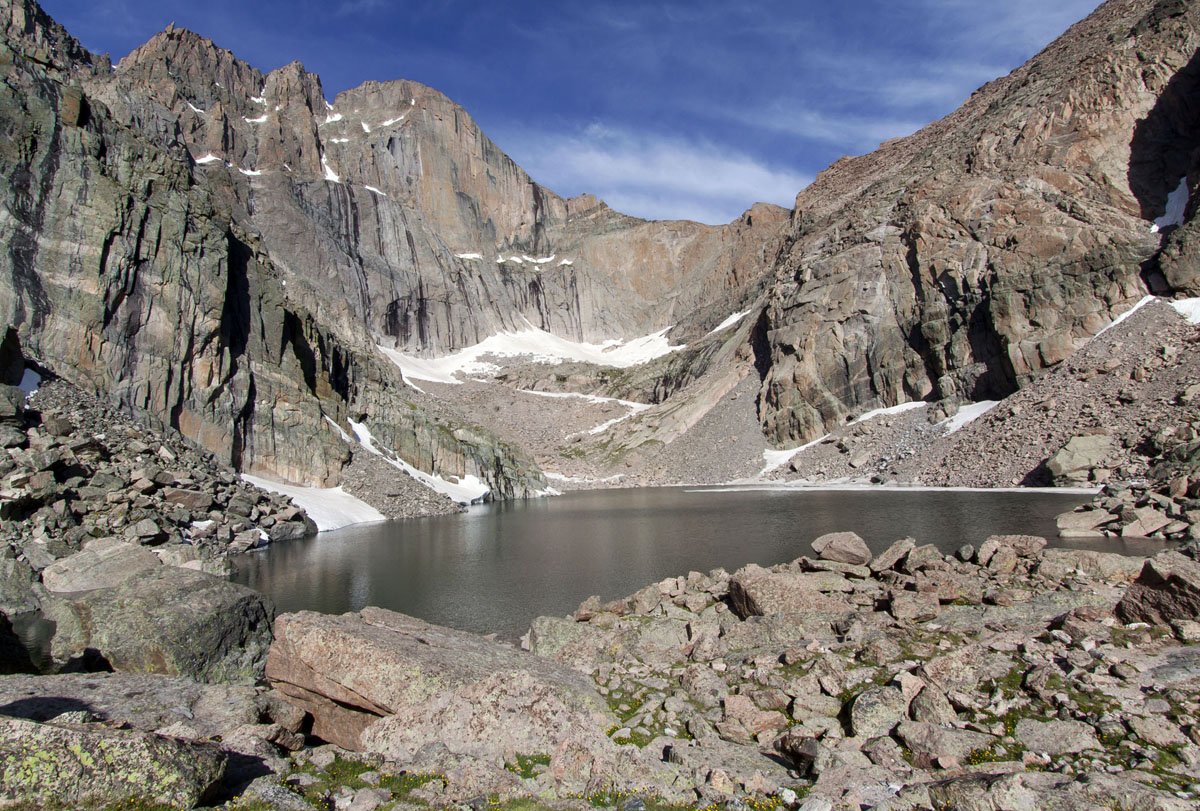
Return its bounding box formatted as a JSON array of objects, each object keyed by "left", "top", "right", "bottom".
[{"left": 499, "top": 124, "right": 810, "bottom": 224}]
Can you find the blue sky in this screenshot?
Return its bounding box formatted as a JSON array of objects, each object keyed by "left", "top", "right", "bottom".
[{"left": 43, "top": 0, "right": 1102, "bottom": 224}]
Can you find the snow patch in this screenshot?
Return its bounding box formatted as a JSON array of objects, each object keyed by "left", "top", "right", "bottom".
[
  {"left": 706, "top": 310, "right": 750, "bottom": 336},
  {"left": 241, "top": 474, "right": 386, "bottom": 532},
  {"left": 1094, "top": 295, "right": 1157, "bottom": 338},
  {"left": 243, "top": 115, "right": 268, "bottom": 124},
  {"left": 1170, "top": 297, "right": 1200, "bottom": 324},
  {"left": 382, "top": 115, "right": 405, "bottom": 126},
  {"left": 347, "top": 420, "right": 490, "bottom": 504},
  {"left": 238, "top": 167, "right": 262, "bottom": 176},
  {"left": 455, "top": 252, "right": 483, "bottom": 260},
  {"left": 361, "top": 121, "right": 371, "bottom": 133},
  {"left": 186, "top": 102, "right": 205, "bottom": 114},
  {"left": 938, "top": 400, "right": 1000, "bottom": 435},
  {"left": 18, "top": 368, "right": 41, "bottom": 395},
  {"left": 323, "top": 415, "right": 354, "bottom": 443},
  {"left": 250, "top": 96, "right": 266, "bottom": 105},
  {"left": 559, "top": 259, "right": 574, "bottom": 266},
  {"left": 322, "top": 112, "right": 344, "bottom": 125},
  {"left": 544, "top": 471, "right": 625, "bottom": 484},
  {"left": 330, "top": 137, "right": 350, "bottom": 144},
  {"left": 760, "top": 434, "right": 830, "bottom": 476},
  {"left": 321, "top": 155, "right": 340, "bottom": 183},
  {"left": 194, "top": 153, "right": 221, "bottom": 165},
  {"left": 378, "top": 323, "right": 684, "bottom": 385},
  {"left": 1152, "top": 177, "right": 1190, "bottom": 233},
  {"left": 364, "top": 185, "right": 387, "bottom": 197}
]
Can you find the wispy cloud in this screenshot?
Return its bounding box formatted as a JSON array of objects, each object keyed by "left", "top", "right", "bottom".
[{"left": 498, "top": 124, "right": 811, "bottom": 225}]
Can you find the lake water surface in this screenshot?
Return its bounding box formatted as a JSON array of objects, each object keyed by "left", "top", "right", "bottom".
[{"left": 234, "top": 486, "right": 1161, "bottom": 639}]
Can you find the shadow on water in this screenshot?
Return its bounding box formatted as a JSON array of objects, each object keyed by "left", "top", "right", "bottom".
[{"left": 234, "top": 486, "right": 1163, "bottom": 640}]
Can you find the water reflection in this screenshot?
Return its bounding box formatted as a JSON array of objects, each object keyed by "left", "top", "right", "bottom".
[{"left": 235, "top": 486, "right": 1158, "bottom": 639}]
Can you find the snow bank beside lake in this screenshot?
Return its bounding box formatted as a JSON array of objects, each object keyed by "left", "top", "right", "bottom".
[{"left": 242, "top": 474, "right": 386, "bottom": 532}]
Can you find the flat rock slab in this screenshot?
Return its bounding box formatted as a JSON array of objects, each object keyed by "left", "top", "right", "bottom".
[
  {"left": 727, "top": 564, "right": 853, "bottom": 621},
  {"left": 40, "top": 539, "right": 162, "bottom": 593},
  {"left": 1015, "top": 719, "right": 1101, "bottom": 755},
  {"left": 0, "top": 716, "right": 225, "bottom": 808},
  {"left": 45, "top": 567, "right": 273, "bottom": 684},
  {"left": 267, "top": 608, "right": 617, "bottom": 764},
  {"left": 0, "top": 672, "right": 261, "bottom": 738}
]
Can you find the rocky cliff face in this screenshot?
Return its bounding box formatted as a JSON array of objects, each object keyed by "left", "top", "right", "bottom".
[
  {"left": 0, "top": 0, "right": 782, "bottom": 491},
  {"left": 756, "top": 0, "right": 1200, "bottom": 445}
]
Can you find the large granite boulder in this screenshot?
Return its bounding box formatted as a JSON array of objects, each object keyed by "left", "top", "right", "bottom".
[
  {"left": 45, "top": 567, "right": 273, "bottom": 683},
  {"left": 267, "top": 608, "right": 618, "bottom": 766},
  {"left": 40, "top": 538, "right": 163, "bottom": 594},
  {"left": 1116, "top": 551, "right": 1200, "bottom": 625},
  {"left": 0, "top": 716, "right": 225, "bottom": 808},
  {"left": 1046, "top": 435, "right": 1115, "bottom": 484},
  {"left": 810, "top": 531, "right": 871, "bottom": 565},
  {"left": 727, "top": 564, "right": 854, "bottom": 623}
]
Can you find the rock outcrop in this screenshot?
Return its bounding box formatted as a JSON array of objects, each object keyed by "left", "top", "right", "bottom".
[
  {"left": 267, "top": 608, "right": 617, "bottom": 760},
  {"left": 756, "top": 0, "right": 1200, "bottom": 447}
]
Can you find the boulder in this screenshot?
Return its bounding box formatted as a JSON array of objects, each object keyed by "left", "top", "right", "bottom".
[
  {"left": 1046, "top": 435, "right": 1114, "bottom": 484},
  {"left": 810, "top": 531, "right": 871, "bottom": 565},
  {"left": 1037, "top": 549, "right": 1145, "bottom": 583},
  {"left": 869, "top": 537, "right": 915, "bottom": 573},
  {"left": 849, "top": 686, "right": 909, "bottom": 738},
  {"left": 40, "top": 539, "right": 162, "bottom": 593},
  {"left": 896, "top": 721, "right": 995, "bottom": 766},
  {"left": 0, "top": 716, "right": 225, "bottom": 808},
  {"left": 1116, "top": 552, "right": 1200, "bottom": 625},
  {"left": 45, "top": 567, "right": 273, "bottom": 683},
  {"left": 0, "top": 672, "right": 266, "bottom": 737},
  {"left": 727, "top": 564, "right": 854, "bottom": 621},
  {"left": 266, "top": 608, "right": 617, "bottom": 763},
  {"left": 1121, "top": 506, "right": 1173, "bottom": 537},
  {"left": 978, "top": 534, "right": 1047, "bottom": 560},
  {"left": 1015, "top": 719, "right": 1101, "bottom": 755}
]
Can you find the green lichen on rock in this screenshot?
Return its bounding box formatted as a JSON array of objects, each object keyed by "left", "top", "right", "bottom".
[{"left": 0, "top": 717, "right": 225, "bottom": 808}]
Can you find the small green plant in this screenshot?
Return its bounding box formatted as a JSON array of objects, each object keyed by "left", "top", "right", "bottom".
[{"left": 504, "top": 753, "right": 550, "bottom": 780}]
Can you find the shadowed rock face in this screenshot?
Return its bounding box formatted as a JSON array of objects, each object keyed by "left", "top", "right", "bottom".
[{"left": 756, "top": 0, "right": 1200, "bottom": 445}]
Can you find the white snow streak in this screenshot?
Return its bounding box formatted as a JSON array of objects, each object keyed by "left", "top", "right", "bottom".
[
  {"left": 244, "top": 115, "right": 268, "bottom": 124},
  {"left": 241, "top": 474, "right": 385, "bottom": 532},
  {"left": 559, "top": 259, "right": 574, "bottom": 266},
  {"left": 1095, "top": 295, "right": 1156, "bottom": 338},
  {"left": 759, "top": 434, "right": 831, "bottom": 476},
  {"left": 238, "top": 167, "right": 262, "bottom": 176},
  {"left": 706, "top": 310, "right": 750, "bottom": 336},
  {"left": 322, "top": 112, "right": 344, "bottom": 125},
  {"left": 364, "top": 185, "right": 387, "bottom": 197},
  {"left": 361, "top": 121, "right": 371, "bottom": 133},
  {"left": 517, "top": 389, "right": 652, "bottom": 435},
  {"left": 330, "top": 137, "right": 350, "bottom": 144},
  {"left": 938, "top": 400, "right": 1000, "bottom": 435},
  {"left": 321, "top": 155, "right": 340, "bottom": 183},
  {"left": 347, "top": 420, "right": 490, "bottom": 504},
  {"left": 1152, "top": 177, "right": 1190, "bottom": 233},
  {"left": 186, "top": 102, "right": 205, "bottom": 114},
  {"left": 455, "top": 252, "right": 483, "bottom": 260},
  {"left": 194, "top": 153, "right": 221, "bottom": 165},
  {"left": 382, "top": 115, "right": 405, "bottom": 126},
  {"left": 378, "top": 324, "right": 684, "bottom": 385},
  {"left": 250, "top": 96, "right": 266, "bottom": 105},
  {"left": 849, "top": 401, "right": 927, "bottom": 425}
]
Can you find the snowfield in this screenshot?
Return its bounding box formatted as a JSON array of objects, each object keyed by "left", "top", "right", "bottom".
[{"left": 378, "top": 323, "right": 684, "bottom": 386}]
